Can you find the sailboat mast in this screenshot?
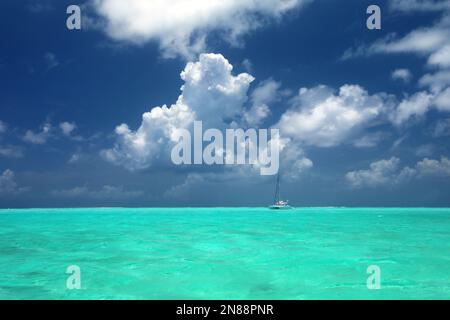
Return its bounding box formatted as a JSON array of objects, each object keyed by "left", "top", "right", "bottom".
[{"left": 274, "top": 172, "right": 280, "bottom": 204}]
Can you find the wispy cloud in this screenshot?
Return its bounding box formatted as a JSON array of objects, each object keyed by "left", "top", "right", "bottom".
[
  {"left": 389, "top": 0, "right": 450, "bottom": 13},
  {"left": 0, "top": 145, "right": 24, "bottom": 159},
  {"left": 44, "top": 52, "right": 59, "bottom": 71},
  {"left": 0, "top": 120, "right": 7, "bottom": 134},
  {"left": 26, "top": 1, "right": 54, "bottom": 14}
]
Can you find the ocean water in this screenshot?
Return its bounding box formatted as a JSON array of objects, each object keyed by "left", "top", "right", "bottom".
[{"left": 0, "top": 207, "right": 449, "bottom": 300}]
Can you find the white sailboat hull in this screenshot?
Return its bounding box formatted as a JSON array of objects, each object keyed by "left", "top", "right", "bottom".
[{"left": 269, "top": 205, "right": 293, "bottom": 210}]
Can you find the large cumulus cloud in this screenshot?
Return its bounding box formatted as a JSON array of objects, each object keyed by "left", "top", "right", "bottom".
[{"left": 101, "top": 53, "right": 254, "bottom": 171}]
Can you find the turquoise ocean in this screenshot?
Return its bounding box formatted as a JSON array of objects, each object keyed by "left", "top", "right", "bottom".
[{"left": 0, "top": 207, "right": 449, "bottom": 300}]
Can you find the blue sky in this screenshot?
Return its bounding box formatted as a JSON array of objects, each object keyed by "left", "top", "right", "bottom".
[{"left": 1, "top": 0, "right": 450, "bottom": 207}]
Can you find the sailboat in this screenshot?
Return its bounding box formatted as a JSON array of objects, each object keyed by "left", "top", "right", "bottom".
[{"left": 269, "top": 172, "right": 293, "bottom": 210}]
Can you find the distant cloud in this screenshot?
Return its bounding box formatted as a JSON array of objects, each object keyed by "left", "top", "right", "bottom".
[
  {"left": 68, "top": 152, "right": 82, "bottom": 164},
  {"left": 22, "top": 121, "right": 83, "bottom": 145},
  {"left": 281, "top": 144, "right": 313, "bottom": 180},
  {"left": 60, "top": 122, "right": 77, "bottom": 137},
  {"left": 0, "top": 146, "right": 24, "bottom": 159},
  {"left": 26, "top": 1, "right": 54, "bottom": 13},
  {"left": 23, "top": 123, "right": 52, "bottom": 144},
  {"left": 163, "top": 150, "right": 313, "bottom": 198},
  {"left": 346, "top": 157, "right": 411, "bottom": 188},
  {"left": 419, "top": 70, "right": 450, "bottom": 92},
  {"left": 346, "top": 156, "right": 450, "bottom": 188},
  {"left": 432, "top": 118, "right": 450, "bottom": 137},
  {"left": 416, "top": 156, "right": 450, "bottom": 177},
  {"left": 387, "top": 86, "right": 450, "bottom": 126},
  {"left": 391, "top": 68, "right": 413, "bottom": 83},
  {"left": 44, "top": 52, "right": 59, "bottom": 71},
  {"left": 342, "top": 3, "right": 450, "bottom": 127},
  {"left": 389, "top": 91, "right": 434, "bottom": 126},
  {"left": 164, "top": 173, "right": 205, "bottom": 199},
  {"left": 434, "top": 87, "right": 450, "bottom": 111},
  {"left": 91, "top": 0, "right": 310, "bottom": 59},
  {"left": 51, "top": 185, "right": 144, "bottom": 200},
  {"left": 243, "top": 79, "right": 281, "bottom": 127},
  {"left": 389, "top": 0, "right": 450, "bottom": 13},
  {"left": 343, "top": 17, "right": 450, "bottom": 64},
  {"left": 241, "top": 58, "right": 253, "bottom": 73},
  {"left": 415, "top": 144, "right": 436, "bottom": 157},
  {"left": 0, "top": 170, "right": 28, "bottom": 195},
  {"left": 0, "top": 120, "right": 7, "bottom": 134},
  {"left": 353, "top": 132, "right": 388, "bottom": 148}
]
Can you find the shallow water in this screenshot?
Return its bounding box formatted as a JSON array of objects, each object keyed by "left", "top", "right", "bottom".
[{"left": 0, "top": 207, "right": 449, "bottom": 299}]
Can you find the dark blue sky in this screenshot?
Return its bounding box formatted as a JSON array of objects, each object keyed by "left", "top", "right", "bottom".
[{"left": 1, "top": 0, "right": 450, "bottom": 207}]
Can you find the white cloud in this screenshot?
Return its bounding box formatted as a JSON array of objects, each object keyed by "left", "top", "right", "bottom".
[
  {"left": 102, "top": 53, "right": 254, "bottom": 170},
  {"left": 391, "top": 68, "right": 413, "bottom": 83},
  {"left": 60, "top": 122, "right": 77, "bottom": 136},
  {"left": 23, "top": 123, "right": 52, "bottom": 144},
  {"left": 51, "top": 185, "right": 144, "bottom": 200},
  {"left": 91, "top": 0, "right": 309, "bottom": 58},
  {"left": 0, "top": 169, "right": 28, "bottom": 195},
  {"left": 276, "top": 84, "right": 391, "bottom": 147}
]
